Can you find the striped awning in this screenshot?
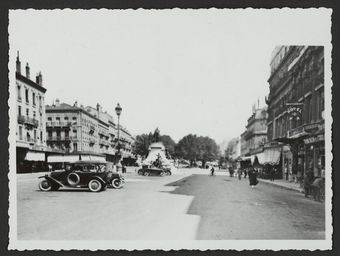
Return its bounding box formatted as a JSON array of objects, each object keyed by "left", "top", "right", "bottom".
[
  {"left": 47, "top": 155, "right": 79, "bottom": 163},
  {"left": 255, "top": 149, "right": 281, "bottom": 165},
  {"left": 25, "top": 151, "right": 45, "bottom": 161}
]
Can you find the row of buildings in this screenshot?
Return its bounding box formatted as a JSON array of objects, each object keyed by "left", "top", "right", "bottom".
[
  {"left": 15, "top": 52, "right": 135, "bottom": 173},
  {"left": 227, "top": 46, "right": 325, "bottom": 181}
]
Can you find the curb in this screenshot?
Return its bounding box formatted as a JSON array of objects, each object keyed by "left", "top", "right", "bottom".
[{"left": 258, "top": 179, "right": 304, "bottom": 193}]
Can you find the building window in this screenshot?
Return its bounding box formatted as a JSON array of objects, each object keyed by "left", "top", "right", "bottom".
[
  {"left": 25, "top": 89, "right": 29, "bottom": 103},
  {"left": 48, "top": 131, "right": 52, "bottom": 138},
  {"left": 34, "top": 130, "right": 37, "bottom": 141},
  {"left": 73, "top": 130, "right": 77, "bottom": 138},
  {"left": 33, "top": 111, "right": 36, "bottom": 119},
  {"left": 73, "top": 143, "right": 78, "bottom": 151},
  {"left": 32, "top": 92, "right": 36, "bottom": 105},
  {"left": 19, "top": 126, "right": 23, "bottom": 140},
  {"left": 26, "top": 109, "right": 29, "bottom": 117},
  {"left": 18, "top": 106, "right": 21, "bottom": 116},
  {"left": 56, "top": 130, "right": 61, "bottom": 138},
  {"left": 39, "top": 96, "right": 42, "bottom": 107},
  {"left": 40, "top": 131, "right": 43, "bottom": 143},
  {"left": 17, "top": 85, "right": 21, "bottom": 101},
  {"left": 47, "top": 117, "right": 52, "bottom": 121}
]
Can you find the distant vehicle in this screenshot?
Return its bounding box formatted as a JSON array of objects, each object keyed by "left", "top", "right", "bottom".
[
  {"left": 137, "top": 165, "right": 171, "bottom": 176},
  {"left": 38, "top": 160, "right": 125, "bottom": 192}
]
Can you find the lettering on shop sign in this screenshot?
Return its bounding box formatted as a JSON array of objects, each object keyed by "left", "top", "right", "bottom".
[
  {"left": 304, "top": 123, "right": 324, "bottom": 133},
  {"left": 304, "top": 134, "right": 324, "bottom": 145}
]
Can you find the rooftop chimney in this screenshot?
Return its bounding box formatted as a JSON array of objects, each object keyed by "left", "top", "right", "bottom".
[
  {"left": 16, "top": 51, "right": 21, "bottom": 74},
  {"left": 73, "top": 101, "right": 78, "bottom": 107},
  {"left": 55, "top": 98, "right": 60, "bottom": 107},
  {"left": 96, "top": 103, "right": 100, "bottom": 118},
  {"left": 25, "top": 63, "right": 30, "bottom": 79},
  {"left": 36, "top": 72, "right": 43, "bottom": 86}
]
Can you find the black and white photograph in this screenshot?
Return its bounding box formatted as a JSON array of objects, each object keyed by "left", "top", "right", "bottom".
[{"left": 7, "top": 8, "right": 332, "bottom": 250}]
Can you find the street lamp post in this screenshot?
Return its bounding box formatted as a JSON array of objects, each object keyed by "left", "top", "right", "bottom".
[{"left": 115, "top": 103, "right": 122, "bottom": 162}]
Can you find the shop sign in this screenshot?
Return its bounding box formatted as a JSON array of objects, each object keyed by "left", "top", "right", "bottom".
[
  {"left": 304, "top": 134, "right": 324, "bottom": 145},
  {"left": 286, "top": 103, "right": 303, "bottom": 120},
  {"left": 288, "top": 125, "right": 304, "bottom": 137}
]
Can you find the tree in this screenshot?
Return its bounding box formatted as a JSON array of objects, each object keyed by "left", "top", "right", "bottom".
[
  {"left": 175, "top": 134, "right": 219, "bottom": 167},
  {"left": 159, "top": 135, "right": 176, "bottom": 158},
  {"left": 133, "top": 133, "right": 153, "bottom": 158}
]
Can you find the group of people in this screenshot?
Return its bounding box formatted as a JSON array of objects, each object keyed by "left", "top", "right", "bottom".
[
  {"left": 112, "top": 162, "right": 127, "bottom": 174},
  {"left": 211, "top": 166, "right": 259, "bottom": 188}
]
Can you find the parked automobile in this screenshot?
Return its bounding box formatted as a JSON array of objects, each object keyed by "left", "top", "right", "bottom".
[
  {"left": 137, "top": 165, "right": 171, "bottom": 176},
  {"left": 38, "top": 160, "right": 125, "bottom": 192}
]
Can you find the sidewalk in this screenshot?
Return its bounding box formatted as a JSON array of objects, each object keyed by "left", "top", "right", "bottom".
[{"left": 258, "top": 178, "right": 304, "bottom": 193}]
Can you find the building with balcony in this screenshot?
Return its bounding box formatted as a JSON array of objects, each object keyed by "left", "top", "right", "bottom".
[
  {"left": 16, "top": 52, "right": 48, "bottom": 173},
  {"left": 46, "top": 100, "right": 135, "bottom": 163},
  {"left": 266, "top": 46, "right": 324, "bottom": 181}
]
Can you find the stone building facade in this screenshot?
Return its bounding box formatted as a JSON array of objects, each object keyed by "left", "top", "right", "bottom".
[
  {"left": 46, "top": 100, "right": 135, "bottom": 163},
  {"left": 266, "top": 46, "right": 324, "bottom": 181},
  {"left": 16, "top": 53, "right": 48, "bottom": 172},
  {"left": 240, "top": 106, "right": 268, "bottom": 157}
]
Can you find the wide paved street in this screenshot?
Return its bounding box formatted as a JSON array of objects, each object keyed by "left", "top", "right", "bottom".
[{"left": 17, "top": 168, "right": 325, "bottom": 240}]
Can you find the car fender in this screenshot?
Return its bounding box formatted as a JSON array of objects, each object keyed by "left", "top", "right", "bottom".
[
  {"left": 92, "top": 176, "right": 106, "bottom": 185},
  {"left": 42, "top": 176, "right": 64, "bottom": 188}
]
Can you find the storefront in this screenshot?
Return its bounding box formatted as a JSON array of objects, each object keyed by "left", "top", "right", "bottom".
[
  {"left": 253, "top": 147, "right": 282, "bottom": 179},
  {"left": 304, "top": 133, "right": 325, "bottom": 177},
  {"left": 16, "top": 147, "right": 47, "bottom": 173}
]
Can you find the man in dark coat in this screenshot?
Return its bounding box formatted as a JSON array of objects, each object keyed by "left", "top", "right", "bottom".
[
  {"left": 304, "top": 170, "right": 314, "bottom": 198},
  {"left": 248, "top": 167, "right": 258, "bottom": 188}
]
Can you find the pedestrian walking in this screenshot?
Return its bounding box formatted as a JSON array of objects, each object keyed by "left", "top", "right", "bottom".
[
  {"left": 311, "top": 176, "right": 323, "bottom": 201},
  {"left": 122, "top": 164, "right": 127, "bottom": 174},
  {"left": 243, "top": 168, "right": 248, "bottom": 178},
  {"left": 237, "top": 168, "right": 242, "bottom": 180},
  {"left": 303, "top": 169, "right": 314, "bottom": 198},
  {"left": 228, "top": 166, "right": 234, "bottom": 177},
  {"left": 210, "top": 166, "right": 215, "bottom": 176},
  {"left": 248, "top": 167, "right": 258, "bottom": 188}
]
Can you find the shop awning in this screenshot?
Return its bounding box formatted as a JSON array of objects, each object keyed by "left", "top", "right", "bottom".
[
  {"left": 81, "top": 155, "right": 106, "bottom": 162},
  {"left": 240, "top": 156, "right": 252, "bottom": 161},
  {"left": 47, "top": 155, "right": 79, "bottom": 163},
  {"left": 255, "top": 149, "right": 281, "bottom": 165},
  {"left": 25, "top": 151, "right": 45, "bottom": 161}
]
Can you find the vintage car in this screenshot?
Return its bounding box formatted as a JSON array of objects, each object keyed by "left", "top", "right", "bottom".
[
  {"left": 38, "top": 160, "right": 125, "bottom": 192},
  {"left": 137, "top": 165, "right": 171, "bottom": 176}
]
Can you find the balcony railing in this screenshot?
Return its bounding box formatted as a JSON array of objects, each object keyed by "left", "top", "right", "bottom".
[
  {"left": 18, "top": 115, "right": 39, "bottom": 128},
  {"left": 47, "top": 136, "right": 71, "bottom": 141},
  {"left": 46, "top": 121, "right": 72, "bottom": 128}
]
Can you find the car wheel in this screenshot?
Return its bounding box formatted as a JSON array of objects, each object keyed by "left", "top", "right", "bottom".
[
  {"left": 88, "top": 179, "right": 102, "bottom": 192},
  {"left": 111, "top": 178, "right": 122, "bottom": 189},
  {"left": 144, "top": 171, "right": 150, "bottom": 176},
  {"left": 39, "top": 179, "right": 52, "bottom": 191}
]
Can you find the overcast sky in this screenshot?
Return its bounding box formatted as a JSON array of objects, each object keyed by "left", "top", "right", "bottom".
[{"left": 9, "top": 9, "right": 331, "bottom": 143}]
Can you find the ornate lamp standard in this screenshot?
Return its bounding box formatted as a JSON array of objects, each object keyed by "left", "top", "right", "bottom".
[{"left": 115, "top": 103, "right": 122, "bottom": 161}]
